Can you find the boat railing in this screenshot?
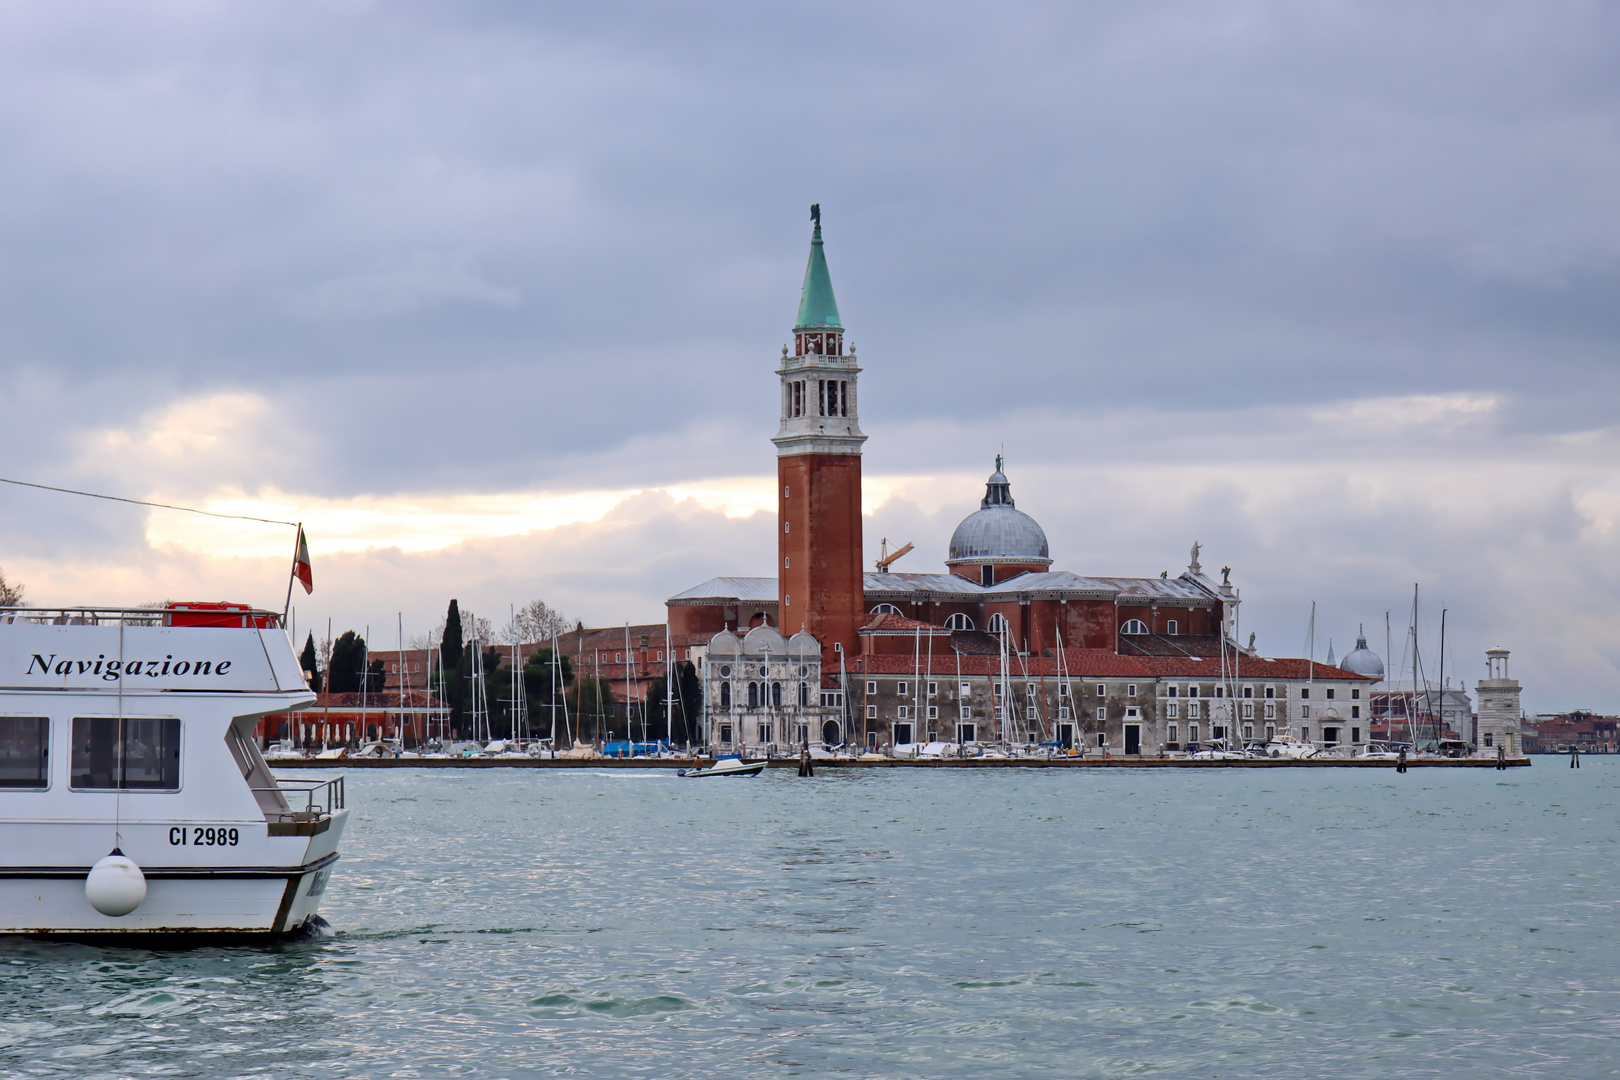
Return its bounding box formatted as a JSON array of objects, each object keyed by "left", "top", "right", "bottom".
[
  {"left": 0, "top": 605, "right": 284, "bottom": 629},
  {"left": 256, "top": 776, "right": 345, "bottom": 822}
]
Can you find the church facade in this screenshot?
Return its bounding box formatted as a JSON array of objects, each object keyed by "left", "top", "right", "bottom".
[{"left": 668, "top": 210, "right": 1376, "bottom": 756}]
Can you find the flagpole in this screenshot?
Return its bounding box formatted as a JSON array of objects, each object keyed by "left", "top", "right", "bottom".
[{"left": 282, "top": 522, "right": 303, "bottom": 621}]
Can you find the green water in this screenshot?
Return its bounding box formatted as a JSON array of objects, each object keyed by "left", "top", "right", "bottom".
[{"left": 3, "top": 760, "right": 1616, "bottom": 1078}]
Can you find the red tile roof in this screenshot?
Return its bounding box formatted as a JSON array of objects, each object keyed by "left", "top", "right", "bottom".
[{"left": 851, "top": 649, "right": 1374, "bottom": 680}]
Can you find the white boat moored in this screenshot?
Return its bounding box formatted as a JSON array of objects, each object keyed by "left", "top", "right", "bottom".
[{"left": 0, "top": 603, "right": 347, "bottom": 939}]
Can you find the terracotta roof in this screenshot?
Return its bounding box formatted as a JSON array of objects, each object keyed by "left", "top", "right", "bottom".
[
  {"left": 853, "top": 649, "right": 1375, "bottom": 680},
  {"left": 859, "top": 613, "right": 951, "bottom": 634}
]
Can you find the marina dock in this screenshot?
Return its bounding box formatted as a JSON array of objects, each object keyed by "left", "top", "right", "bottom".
[{"left": 277, "top": 755, "right": 1530, "bottom": 770}]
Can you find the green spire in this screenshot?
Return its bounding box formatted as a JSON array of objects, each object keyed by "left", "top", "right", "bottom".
[{"left": 794, "top": 212, "right": 843, "bottom": 330}]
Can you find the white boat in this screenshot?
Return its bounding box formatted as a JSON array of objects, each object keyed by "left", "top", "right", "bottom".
[
  {"left": 678, "top": 757, "right": 766, "bottom": 778},
  {"left": 0, "top": 604, "right": 346, "bottom": 939},
  {"left": 262, "top": 738, "right": 305, "bottom": 761},
  {"left": 1260, "top": 734, "right": 1317, "bottom": 759}
]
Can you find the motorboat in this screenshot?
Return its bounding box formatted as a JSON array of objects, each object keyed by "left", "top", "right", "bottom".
[
  {"left": 678, "top": 756, "right": 766, "bottom": 778},
  {"left": 0, "top": 603, "right": 345, "bottom": 939},
  {"left": 263, "top": 738, "right": 305, "bottom": 761},
  {"left": 1260, "top": 734, "right": 1317, "bottom": 759},
  {"left": 1187, "top": 739, "right": 1249, "bottom": 760},
  {"left": 1356, "top": 741, "right": 1408, "bottom": 760}
]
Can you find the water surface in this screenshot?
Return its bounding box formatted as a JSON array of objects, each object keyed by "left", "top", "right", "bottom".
[{"left": 3, "top": 760, "right": 1617, "bottom": 1078}]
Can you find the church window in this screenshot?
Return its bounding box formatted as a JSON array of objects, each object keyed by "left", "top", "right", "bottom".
[
  {"left": 987, "top": 613, "right": 1009, "bottom": 634},
  {"left": 720, "top": 683, "right": 731, "bottom": 709},
  {"left": 799, "top": 683, "right": 809, "bottom": 707},
  {"left": 719, "top": 723, "right": 733, "bottom": 744},
  {"left": 945, "top": 613, "right": 974, "bottom": 631},
  {"left": 1166, "top": 620, "right": 1178, "bottom": 635},
  {"left": 771, "top": 683, "right": 782, "bottom": 708},
  {"left": 981, "top": 565, "right": 994, "bottom": 586},
  {"left": 1121, "top": 619, "right": 1149, "bottom": 635},
  {"left": 871, "top": 603, "right": 902, "bottom": 616},
  {"left": 838, "top": 381, "right": 848, "bottom": 416},
  {"left": 747, "top": 682, "right": 759, "bottom": 708}
]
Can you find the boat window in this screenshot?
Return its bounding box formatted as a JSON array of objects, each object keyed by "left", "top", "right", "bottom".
[
  {"left": 70, "top": 717, "right": 181, "bottom": 790},
  {"left": 0, "top": 717, "right": 49, "bottom": 789}
]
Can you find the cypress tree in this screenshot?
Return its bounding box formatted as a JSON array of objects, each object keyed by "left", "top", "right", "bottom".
[
  {"left": 440, "top": 600, "right": 465, "bottom": 734},
  {"left": 300, "top": 632, "right": 322, "bottom": 693}
]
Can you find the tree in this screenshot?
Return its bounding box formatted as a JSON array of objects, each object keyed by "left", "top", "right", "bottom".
[
  {"left": 566, "top": 675, "right": 617, "bottom": 743},
  {"left": 646, "top": 662, "right": 701, "bottom": 745},
  {"left": 300, "top": 632, "right": 322, "bottom": 693},
  {"left": 327, "top": 631, "right": 369, "bottom": 695},
  {"left": 440, "top": 600, "right": 466, "bottom": 732},
  {"left": 522, "top": 647, "right": 573, "bottom": 739},
  {"left": 0, "top": 568, "right": 23, "bottom": 607},
  {"left": 505, "top": 598, "right": 573, "bottom": 644}
]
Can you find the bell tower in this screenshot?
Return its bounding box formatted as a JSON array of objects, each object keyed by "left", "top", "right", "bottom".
[{"left": 774, "top": 205, "right": 866, "bottom": 662}]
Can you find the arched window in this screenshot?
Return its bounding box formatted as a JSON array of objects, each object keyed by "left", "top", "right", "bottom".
[
  {"left": 1121, "top": 619, "right": 1149, "bottom": 635},
  {"left": 720, "top": 683, "right": 731, "bottom": 709},
  {"left": 799, "top": 682, "right": 810, "bottom": 707},
  {"left": 987, "top": 613, "right": 1009, "bottom": 634},
  {"left": 771, "top": 682, "right": 782, "bottom": 708},
  {"left": 945, "top": 613, "right": 975, "bottom": 631},
  {"left": 747, "top": 682, "right": 759, "bottom": 708},
  {"left": 870, "top": 603, "right": 902, "bottom": 616},
  {"left": 1165, "top": 620, "right": 1178, "bottom": 636}
]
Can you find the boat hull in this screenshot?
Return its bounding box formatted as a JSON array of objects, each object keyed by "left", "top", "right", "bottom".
[{"left": 0, "top": 812, "right": 347, "bottom": 938}]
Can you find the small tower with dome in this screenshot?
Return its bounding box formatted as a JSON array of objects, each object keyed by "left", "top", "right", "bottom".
[
  {"left": 945, "top": 460, "right": 1053, "bottom": 587},
  {"left": 1476, "top": 648, "right": 1522, "bottom": 756}
]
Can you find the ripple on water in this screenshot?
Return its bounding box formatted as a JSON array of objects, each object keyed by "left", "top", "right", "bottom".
[{"left": 2, "top": 761, "right": 1618, "bottom": 1078}]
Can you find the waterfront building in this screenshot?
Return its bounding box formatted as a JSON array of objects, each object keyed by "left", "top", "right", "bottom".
[
  {"left": 668, "top": 211, "right": 1378, "bottom": 755},
  {"left": 1476, "top": 648, "right": 1523, "bottom": 756}
]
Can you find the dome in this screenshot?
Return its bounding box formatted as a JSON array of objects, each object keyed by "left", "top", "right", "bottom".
[
  {"left": 1340, "top": 628, "right": 1385, "bottom": 680},
  {"left": 946, "top": 468, "right": 1052, "bottom": 566}
]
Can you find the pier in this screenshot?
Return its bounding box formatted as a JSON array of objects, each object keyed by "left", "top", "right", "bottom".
[{"left": 276, "top": 755, "right": 1530, "bottom": 770}]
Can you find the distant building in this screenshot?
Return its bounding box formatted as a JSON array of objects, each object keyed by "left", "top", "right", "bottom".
[
  {"left": 1522, "top": 712, "right": 1618, "bottom": 754},
  {"left": 665, "top": 211, "right": 1381, "bottom": 755}
]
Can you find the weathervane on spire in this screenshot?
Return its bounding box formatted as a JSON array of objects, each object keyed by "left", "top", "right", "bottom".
[{"left": 810, "top": 203, "right": 820, "bottom": 225}]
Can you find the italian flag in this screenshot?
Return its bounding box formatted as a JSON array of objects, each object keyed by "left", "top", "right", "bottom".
[{"left": 293, "top": 525, "right": 313, "bottom": 594}]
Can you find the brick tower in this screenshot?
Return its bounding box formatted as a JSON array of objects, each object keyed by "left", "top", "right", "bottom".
[{"left": 774, "top": 205, "right": 866, "bottom": 662}]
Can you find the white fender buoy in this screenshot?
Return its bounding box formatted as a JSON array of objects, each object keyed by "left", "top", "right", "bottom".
[{"left": 86, "top": 849, "right": 147, "bottom": 917}]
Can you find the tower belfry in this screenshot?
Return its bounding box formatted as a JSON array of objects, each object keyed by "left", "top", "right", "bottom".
[{"left": 774, "top": 206, "right": 866, "bottom": 662}]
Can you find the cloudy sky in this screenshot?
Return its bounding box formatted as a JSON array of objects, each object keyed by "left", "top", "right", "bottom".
[{"left": 1, "top": 1, "right": 1616, "bottom": 712}]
